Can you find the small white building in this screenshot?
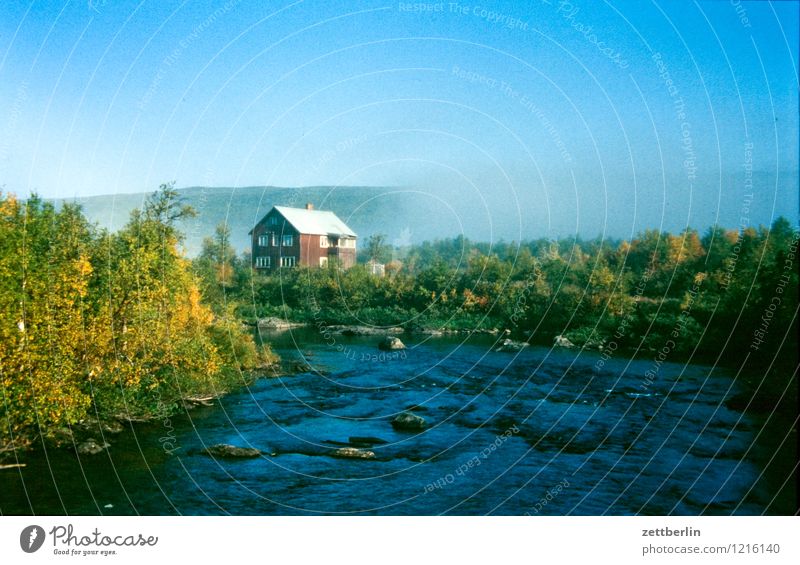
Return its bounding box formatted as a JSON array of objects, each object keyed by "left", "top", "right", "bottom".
[{"left": 366, "top": 259, "right": 385, "bottom": 277}]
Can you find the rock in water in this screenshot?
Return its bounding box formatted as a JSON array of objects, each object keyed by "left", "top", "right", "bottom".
[
  {"left": 76, "top": 439, "right": 110, "bottom": 455},
  {"left": 102, "top": 419, "right": 125, "bottom": 434},
  {"left": 257, "top": 317, "right": 304, "bottom": 330},
  {"left": 391, "top": 412, "right": 427, "bottom": 431},
  {"left": 554, "top": 335, "right": 575, "bottom": 348},
  {"left": 331, "top": 325, "right": 404, "bottom": 336},
  {"left": 495, "top": 338, "right": 529, "bottom": 352},
  {"left": 202, "top": 444, "right": 262, "bottom": 458},
  {"left": 52, "top": 427, "right": 75, "bottom": 444},
  {"left": 378, "top": 336, "right": 406, "bottom": 350},
  {"left": 330, "top": 447, "right": 376, "bottom": 459}
]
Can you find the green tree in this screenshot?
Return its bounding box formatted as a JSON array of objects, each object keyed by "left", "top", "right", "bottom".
[{"left": 365, "top": 233, "right": 391, "bottom": 264}]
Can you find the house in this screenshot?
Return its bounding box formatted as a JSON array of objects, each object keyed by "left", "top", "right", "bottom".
[{"left": 249, "top": 203, "right": 357, "bottom": 270}]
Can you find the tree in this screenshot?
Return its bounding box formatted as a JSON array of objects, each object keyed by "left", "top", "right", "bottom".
[
  {"left": 365, "top": 233, "right": 391, "bottom": 263},
  {"left": 1, "top": 185, "right": 276, "bottom": 454},
  {"left": 0, "top": 195, "right": 93, "bottom": 446}
]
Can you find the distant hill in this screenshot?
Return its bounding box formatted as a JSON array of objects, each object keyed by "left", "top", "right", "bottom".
[
  {"left": 54, "top": 186, "right": 465, "bottom": 257},
  {"left": 52, "top": 170, "right": 799, "bottom": 257}
]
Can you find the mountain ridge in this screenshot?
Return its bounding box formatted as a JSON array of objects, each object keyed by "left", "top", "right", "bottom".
[{"left": 53, "top": 185, "right": 431, "bottom": 256}]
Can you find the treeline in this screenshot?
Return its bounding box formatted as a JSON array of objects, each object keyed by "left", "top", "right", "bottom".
[
  {"left": 201, "top": 219, "right": 798, "bottom": 378},
  {"left": 0, "top": 185, "right": 273, "bottom": 454}
]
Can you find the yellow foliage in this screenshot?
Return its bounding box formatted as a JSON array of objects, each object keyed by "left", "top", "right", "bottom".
[{"left": 1, "top": 188, "right": 266, "bottom": 449}]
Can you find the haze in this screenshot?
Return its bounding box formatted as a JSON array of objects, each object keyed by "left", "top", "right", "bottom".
[{"left": 0, "top": 0, "right": 797, "bottom": 241}]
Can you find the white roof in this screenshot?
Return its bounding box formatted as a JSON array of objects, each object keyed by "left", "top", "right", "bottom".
[{"left": 274, "top": 206, "right": 357, "bottom": 237}]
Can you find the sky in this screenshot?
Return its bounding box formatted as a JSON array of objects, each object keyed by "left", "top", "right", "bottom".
[{"left": 0, "top": 0, "right": 797, "bottom": 241}]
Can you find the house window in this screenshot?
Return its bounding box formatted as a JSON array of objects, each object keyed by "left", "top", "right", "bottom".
[
  {"left": 257, "top": 235, "right": 268, "bottom": 247},
  {"left": 255, "top": 256, "right": 271, "bottom": 268},
  {"left": 280, "top": 256, "right": 296, "bottom": 267},
  {"left": 340, "top": 238, "right": 355, "bottom": 249},
  {"left": 320, "top": 257, "right": 328, "bottom": 267},
  {"left": 320, "top": 236, "right": 329, "bottom": 248},
  {"left": 268, "top": 216, "right": 278, "bottom": 225},
  {"left": 282, "top": 234, "right": 294, "bottom": 247}
]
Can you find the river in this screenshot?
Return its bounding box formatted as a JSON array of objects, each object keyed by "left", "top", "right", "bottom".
[{"left": 1, "top": 330, "right": 793, "bottom": 515}]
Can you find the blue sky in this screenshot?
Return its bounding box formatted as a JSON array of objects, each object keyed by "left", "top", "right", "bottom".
[{"left": 0, "top": 0, "right": 797, "bottom": 240}]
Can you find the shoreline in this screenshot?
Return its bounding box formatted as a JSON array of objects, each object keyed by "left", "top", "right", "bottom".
[
  {"left": 0, "top": 364, "right": 289, "bottom": 464},
  {"left": 250, "top": 318, "right": 767, "bottom": 369}
]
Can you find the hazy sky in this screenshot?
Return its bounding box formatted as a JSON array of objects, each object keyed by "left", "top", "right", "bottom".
[{"left": 0, "top": 0, "right": 797, "bottom": 239}]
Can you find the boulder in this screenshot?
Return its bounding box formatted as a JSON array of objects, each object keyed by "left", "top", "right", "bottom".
[
  {"left": 330, "top": 447, "right": 376, "bottom": 459},
  {"left": 554, "top": 335, "right": 575, "bottom": 348},
  {"left": 76, "top": 439, "right": 110, "bottom": 455},
  {"left": 202, "top": 444, "right": 262, "bottom": 458},
  {"left": 51, "top": 427, "right": 75, "bottom": 445},
  {"left": 290, "top": 360, "right": 314, "bottom": 373},
  {"left": 101, "top": 419, "right": 125, "bottom": 434},
  {"left": 391, "top": 412, "right": 427, "bottom": 431},
  {"left": 76, "top": 417, "right": 125, "bottom": 435},
  {"left": 378, "top": 336, "right": 406, "bottom": 351},
  {"left": 495, "top": 338, "right": 529, "bottom": 352},
  {"left": 330, "top": 325, "right": 404, "bottom": 336},
  {"left": 257, "top": 317, "right": 304, "bottom": 330}
]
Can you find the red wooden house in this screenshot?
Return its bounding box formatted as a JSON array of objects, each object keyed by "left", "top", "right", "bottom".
[{"left": 249, "top": 203, "right": 357, "bottom": 270}]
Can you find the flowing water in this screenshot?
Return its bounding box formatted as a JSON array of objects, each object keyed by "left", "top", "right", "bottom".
[{"left": 1, "top": 330, "right": 793, "bottom": 515}]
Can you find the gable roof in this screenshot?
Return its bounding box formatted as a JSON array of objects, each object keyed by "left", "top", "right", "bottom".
[{"left": 256, "top": 206, "right": 357, "bottom": 237}]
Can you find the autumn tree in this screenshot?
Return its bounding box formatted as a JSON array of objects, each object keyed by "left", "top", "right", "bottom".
[{"left": 1, "top": 185, "right": 276, "bottom": 454}]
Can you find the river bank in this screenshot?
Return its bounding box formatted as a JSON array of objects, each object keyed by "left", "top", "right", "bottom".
[
  {"left": 252, "top": 317, "right": 797, "bottom": 378},
  {"left": 0, "top": 363, "right": 286, "bottom": 464}
]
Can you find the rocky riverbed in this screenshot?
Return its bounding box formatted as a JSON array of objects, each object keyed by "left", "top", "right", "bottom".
[{"left": 0, "top": 330, "right": 793, "bottom": 515}]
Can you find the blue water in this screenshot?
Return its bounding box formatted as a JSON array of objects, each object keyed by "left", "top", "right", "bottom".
[{"left": 0, "top": 331, "right": 791, "bottom": 515}]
